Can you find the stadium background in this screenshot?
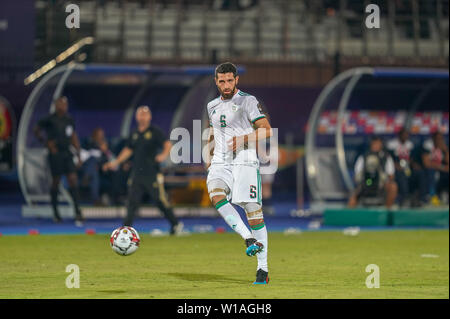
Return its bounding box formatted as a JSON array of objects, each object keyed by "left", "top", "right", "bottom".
[{"left": 0, "top": 0, "right": 448, "bottom": 235}]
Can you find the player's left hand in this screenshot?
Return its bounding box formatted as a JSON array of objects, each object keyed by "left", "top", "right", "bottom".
[{"left": 227, "top": 135, "right": 247, "bottom": 152}]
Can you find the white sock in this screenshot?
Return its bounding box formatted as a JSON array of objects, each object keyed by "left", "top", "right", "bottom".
[
  {"left": 251, "top": 221, "right": 268, "bottom": 272},
  {"left": 216, "top": 199, "right": 252, "bottom": 240}
]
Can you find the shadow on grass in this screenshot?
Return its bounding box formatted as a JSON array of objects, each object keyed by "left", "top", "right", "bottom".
[
  {"left": 96, "top": 290, "right": 127, "bottom": 294},
  {"left": 167, "top": 272, "right": 249, "bottom": 284}
]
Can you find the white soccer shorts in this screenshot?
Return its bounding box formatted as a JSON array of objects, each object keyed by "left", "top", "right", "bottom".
[{"left": 207, "top": 164, "right": 262, "bottom": 205}]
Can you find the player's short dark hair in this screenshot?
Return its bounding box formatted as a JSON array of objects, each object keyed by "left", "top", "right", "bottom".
[{"left": 215, "top": 62, "right": 238, "bottom": 78}]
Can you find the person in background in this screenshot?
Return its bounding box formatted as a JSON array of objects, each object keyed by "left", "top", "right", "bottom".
[
  {"left": 78, "top": 128, "right": 104, "bottom": 205},
  {"left": 97, "top": 138, "right": 128, "bottom": 206},
  {"left": 81, "top": 127, "right": 132, "bottom": 206},
  {"left": 348, "top": 136, "right": 398, "bottom": 209},
  {"left": 79, "top": 127, "right": 121, "bottom": 206},
  {"left": 386, "top": 128, "right": 414, "bottom": 206},
  {"left": 410, "top": 141, "right": 431, "bottom": 207},
  {"left": 103, "top": 106, "right": 184, "bottom": 234},
  {"left": 421, "top": 131, "right": 449, "bottom": 205},
  {"left": 34, "top": 96, "right": 84, "bottom": 225}
]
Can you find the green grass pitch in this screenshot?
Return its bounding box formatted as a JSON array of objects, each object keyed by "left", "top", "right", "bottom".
[{"left": 0, "top": 230, "right": 448, "bottom": 299}]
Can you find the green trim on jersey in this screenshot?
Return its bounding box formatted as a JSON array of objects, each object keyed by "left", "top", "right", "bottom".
[
  {"left": 251, "top": 115, "right": 266, "bottom": 124},
  {"left": 238, "top": 91, "right": 251, "bottom": 96}
]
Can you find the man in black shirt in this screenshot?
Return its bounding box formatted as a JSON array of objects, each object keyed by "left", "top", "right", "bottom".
[
  {"left": 103, "top": 106, "right": 183, "bottom": 234},
  {"left": 34, "top": 96, "right": 84, "bottom": 225}
]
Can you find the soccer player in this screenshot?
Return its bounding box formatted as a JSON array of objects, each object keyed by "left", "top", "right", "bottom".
[
  {"left": 103, "top": 106, "right": 184, "bottom": 235},
  {"left": 205, "top": 62, "right": 273, "bottom": 284},
  {"left": 34, "top": 96, "right": 84, "bottom": 225}
]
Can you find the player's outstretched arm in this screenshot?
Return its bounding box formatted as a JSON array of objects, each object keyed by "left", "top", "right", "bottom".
[
  {"left": 155, "top": 140, "right": 172, "bottom": 163},
  {"left": 103, "top": 147, "right": 133, "bottom": 171}
]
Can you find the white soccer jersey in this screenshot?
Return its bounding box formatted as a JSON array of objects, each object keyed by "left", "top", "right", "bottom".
[{"left": 207, "top": 90, "right": 266, "bottom": 166}]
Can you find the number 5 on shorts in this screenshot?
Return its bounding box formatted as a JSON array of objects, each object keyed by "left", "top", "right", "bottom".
[{"left": 250, "top": 185, "right": 257, "bottom": 199}]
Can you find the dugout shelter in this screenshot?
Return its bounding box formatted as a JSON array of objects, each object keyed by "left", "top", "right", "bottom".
[{"left": 17, "top": 63, "right": 245, "bottom": 213}]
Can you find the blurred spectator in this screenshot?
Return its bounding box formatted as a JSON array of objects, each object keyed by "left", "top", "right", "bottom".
[
  {"left": 97, "top": 139, "right": 125, "bottom": 206},
  {"left": 410, "top": 143, "right": 431, "bottom": 207},
  {"left": 348, "top": 136, "right": 398, "bottom": 209},
  {"left": 416, "top": 132, "right": 449, "bottom": 205},
  {"left": 79, "top": 127, "right": 125, "bottom": 205},
  {"left": 79, "top": 128, "right": 103, "bottom": 204},
  {"left": 410, "top": 132, "right": 449, "bottom": 206},
  {"left": 386, "top": 128, "right": 414, "bottom": 206}
]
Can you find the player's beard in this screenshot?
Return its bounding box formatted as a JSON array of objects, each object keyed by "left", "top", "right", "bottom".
[{"left": 220, "top": 86, "right": 236, "bottom": 100}]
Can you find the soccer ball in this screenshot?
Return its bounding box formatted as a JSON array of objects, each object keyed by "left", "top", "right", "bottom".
[{"left": 110, "top": 226, "right": 141, "bottom": 256}]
